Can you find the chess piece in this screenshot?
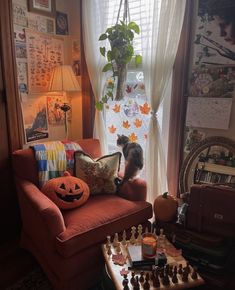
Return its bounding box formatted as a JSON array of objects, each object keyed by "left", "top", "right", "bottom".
[
  {"left": 153, "top": 273, "right": 160, "bottom": 288},
  {"left": 182, "top": 269, "right": 189, "bottom": 282},
  {"left": 130, "top": 226, "right": 136, "bottom": 244},
  {"left": 130, "top": 272, "right": 135, "bottom": 285},
  {"left": 143, "top": 277, "right": 150, "bottom": 290},
  {"left": 137, "top": 224, "right": 143, "bottom": 243},
  {"left": 139, "top": 271, "right": 144, "bottom": 283},
  {"left": 174, "top": 265, "right": 178, "bottom": 275},
  {"left": 162, "top": 273, "right": 170, "bottom": 286},
  {"left": 133, "top": 276, "right": 140, "bottom": 290},
  {"left": 122, "top": 229, "right": 127, "bottom": 245},
  {"left": 172, "top": 272, "right": 178, "bottom": 284},
  {"left": 191, "top": 267, "right": 198, "bottom": 280},
  {"left": 116, "top": 242, "right": 121, "bottom": 253},
  {"left": 113, "top": 233, "right": 119, "bottom": 247},
  {"left": 184, "top": 261, "right": 191, "bottom": 273},
  {"left": 122, "top": 274, "right": 130, "bottom": 290},
  {"left": 107, "top": 244, "right": 112, "bottom": 256},
  {"left": 145, "top": 226, "right": 149, "bottom": 234},
  {"left": 178, "top": 264, "right": 183, "bottom": 274},
  {"left": 106, "top": 235, "right": 111, "bottom": 249}
]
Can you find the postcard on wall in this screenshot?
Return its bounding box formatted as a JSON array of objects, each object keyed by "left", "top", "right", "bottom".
[
  {"left": 16, "top": 60, "right": 28, "bottom": 93},
  {"left": 186, "top": 97, "right": 233, "bottom": 130},
  {"left": 47, "top": 95, "right": 65, "bottom": 125},
  {"left": 13, "top": 2, "right": 28, "bottom": 27},
  {"left": 15, "top": 41, "right": 27, "bottom": 59},
  {"left": 14, "top": 25, "right": 26, "bottom": 42},
  {"left": 193, "top": 1, "right": 235, "bottom": 66},
  {"left": 26, "top": 30, "right": 64, "bottom": 93},
  {"left": 22, "top": 96, "right": 49, "bottom": 143},
  {"left": 56, "top": 11, "right": 69, "bottom": 35},
  {"left": 72, "top": 38, "right": 80, "bottom": 59},
  {"left": 28, "top": 13, "right": 55, "bottom": 34}
]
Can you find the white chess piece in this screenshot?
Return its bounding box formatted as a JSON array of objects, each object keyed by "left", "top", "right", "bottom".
[
  {"left": 130, "top": 226, "right": 136, "bottom": 244},
  {"left": 122, "top": 229, "right": 127, "bottom": 245},
  {"left": 113, "top": 233, "right": 119, "bottom": 247},
  {"left": 137, "top": 224, "right": 143, "bottom": 243}
]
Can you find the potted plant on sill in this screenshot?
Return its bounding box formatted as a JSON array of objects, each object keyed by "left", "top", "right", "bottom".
[{"left": 96, "top": 20, "right": 142, "bottom": 111}]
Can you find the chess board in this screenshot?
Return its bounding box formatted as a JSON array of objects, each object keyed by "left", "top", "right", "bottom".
[{"left": 102, "top": 233, "right": 205, "bottom": 290}]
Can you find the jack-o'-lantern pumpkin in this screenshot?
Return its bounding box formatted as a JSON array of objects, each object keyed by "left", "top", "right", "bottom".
[
  {"left": 154, "top": 192, "right": 178, "bottom": 222},
  {"left": 42, "top": 171, "right": 90, "bottom": 209}
]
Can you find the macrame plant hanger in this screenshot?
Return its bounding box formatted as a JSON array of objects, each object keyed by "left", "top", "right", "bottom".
[{"left": 114, "top": 0, "right": 131, "bottom": 101}]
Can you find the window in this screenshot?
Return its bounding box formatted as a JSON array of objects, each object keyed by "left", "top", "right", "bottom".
[{"left": 102, "top": 0, "right": 170, "bottom": 167}]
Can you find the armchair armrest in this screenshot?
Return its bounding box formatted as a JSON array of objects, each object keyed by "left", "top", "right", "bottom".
[
  {"left": 16, "top": 178, "right": 66, "bottom": 236},
  {"left": 118, "top": 178, "right": 147, "bottom": 201}
]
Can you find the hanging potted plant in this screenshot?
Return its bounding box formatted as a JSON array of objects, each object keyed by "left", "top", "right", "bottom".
[{"left": 96, "top": 20, "right": 142, "bottom": 110}]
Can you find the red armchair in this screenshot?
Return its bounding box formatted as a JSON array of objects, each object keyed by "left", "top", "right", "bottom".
[{"left": 12, "top": 139, "right": 152, "bottom": 290}]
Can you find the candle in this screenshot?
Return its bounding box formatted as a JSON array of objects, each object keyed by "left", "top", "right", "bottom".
[{"left": 141, "top": 233, "right": 157, "bottom": 259}]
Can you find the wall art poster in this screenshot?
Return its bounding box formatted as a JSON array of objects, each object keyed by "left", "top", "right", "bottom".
[
  {"left": 186, "top": 97, "right": 233, "bottom": 130},
  {"left": 26, "top": 30, "right": 64, "bottom": 93},
  {"left": 194, "top": 1, "right": 235, "bottom": 66},
  {"left": 28, "top": 13, "right": 55, "bottom": 34},
  {"left": 22, "top": 96, "right": 49, "bottom": 143},
  {"left": 13, "top": 2, "right": 28, "bottom": 27},
  {"left": 47, "top": 95, "right": 65, "bottom": 125}
]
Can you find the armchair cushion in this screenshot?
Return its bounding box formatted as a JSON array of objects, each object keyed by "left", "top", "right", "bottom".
[
  {"left": 74, "top": 150, "right": 121, "bottom": 195},
  {"left": 56, "top": 194, "right": 152, "bottom": 257}
]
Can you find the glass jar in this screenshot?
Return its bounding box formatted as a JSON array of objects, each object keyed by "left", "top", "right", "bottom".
[{"left": 141, "top": 233, "right": 157, "bottom": 259}]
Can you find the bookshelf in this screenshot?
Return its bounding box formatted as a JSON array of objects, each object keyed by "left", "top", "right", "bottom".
[{"left": 194, "top": 162, "right": 235, "bottom": 185}]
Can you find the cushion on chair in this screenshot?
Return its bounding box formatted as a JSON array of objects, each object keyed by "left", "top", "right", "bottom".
[
  {"left": 74, "top": 150, "right": 121, "bottom": 195},
  {"left": 56, "top": 194, "right": 152, "bottom": 257}
]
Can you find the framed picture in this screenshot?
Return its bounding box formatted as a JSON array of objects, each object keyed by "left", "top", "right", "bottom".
[
  {"left": 28, "top": 0, "right": 56, "bottom": 17},
  {"left": 56, "top": 11, "right": 69, "bottom": 35}
]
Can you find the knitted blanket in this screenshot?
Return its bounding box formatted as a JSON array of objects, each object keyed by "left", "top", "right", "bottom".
[{"left": 31, "top": 140, "right": 81, "bottom": 188}]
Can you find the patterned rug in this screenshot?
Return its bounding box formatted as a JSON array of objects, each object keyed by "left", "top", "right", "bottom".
[{"left": 5, "top": 267, "right": 110, "bottom": 290}]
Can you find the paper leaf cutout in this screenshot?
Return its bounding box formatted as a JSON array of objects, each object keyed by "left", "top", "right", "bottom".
[
  {"left": 108, "top": 125, "right": 117, "bottom": 134},
  {"left": 120, "top": 268, "right": 129, "bottom": 276},
  {"left": 129, "top": 133, "right": 138, "bottom": 142},
  {"left": 139, "top": 102, "right": 150, "bottom": 115},
  {"left": 112, "top": 104, "right": 121, "bottom": 113},
  {"left": 112, "top": 254, "right": 126, "bottom": 266},
  {"left": 123, "top": 120, "right": 131, "bottom": 129},
  {"left": 134, "top": 118, "right": 142, "bottom": 128}
]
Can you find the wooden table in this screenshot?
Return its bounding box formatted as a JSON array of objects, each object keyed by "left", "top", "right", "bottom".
[{"left": 102, "top": 239, "right": 205, "bottom": 290}]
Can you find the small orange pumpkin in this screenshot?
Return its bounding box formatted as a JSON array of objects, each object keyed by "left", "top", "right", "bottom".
[
  {"left": 154, "top": 192, "right": 178, "bottom": 222},
  {"left": 42, "top": 171, "right": 90, "bottom": 209}
]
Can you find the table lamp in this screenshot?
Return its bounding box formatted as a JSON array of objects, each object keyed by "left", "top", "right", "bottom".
[{"left": 49, "top": 64, "right": 81, "bottom": 137}]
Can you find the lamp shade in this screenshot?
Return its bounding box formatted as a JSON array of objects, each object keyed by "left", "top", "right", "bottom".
[{"left": 49, "top": 65, "right": 81, "bottom": 92}]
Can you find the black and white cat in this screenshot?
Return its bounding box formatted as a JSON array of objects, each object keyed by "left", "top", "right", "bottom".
[{"left": 116, "top": 134, "right": 143, "bottom": 185}]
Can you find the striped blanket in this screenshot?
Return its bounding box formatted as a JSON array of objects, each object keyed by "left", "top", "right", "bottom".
[{"left": 31, "top": 141, "right": 81, "bottom": 188}]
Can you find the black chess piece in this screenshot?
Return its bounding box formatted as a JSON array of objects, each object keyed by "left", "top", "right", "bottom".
[
  {"left": 168, "top": 265, "right": 173, "bottom": 277},
  {"left": 182, "top": 269, "right": 189, "bottom": 282},
  {"left": 153, "top": 274, "right": 160, "bottom": 288},
  {"left": 143, "top": 277, "right": 150, "bottom": 290},
  {"left": 139, "top": 272, "right": 144, "bottom": 283},
  {"left": 184, "top": 261, "right": 191, "bottom": 273},
  {"left": 130, "top": 272, "right": 135, "bottom": 286},
  {"left": 162, "top": 273, "right": 170, "bottom": 286},
  {"left": 178, "top": 264, "right": 183, "bottom": 275},
  {"left": 172, "top": 272, "right": 178, "bottom": 284}
]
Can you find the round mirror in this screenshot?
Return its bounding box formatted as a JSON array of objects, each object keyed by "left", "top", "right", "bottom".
[{"left": 179, "top": 136, "right": 235, "bottom": 193}]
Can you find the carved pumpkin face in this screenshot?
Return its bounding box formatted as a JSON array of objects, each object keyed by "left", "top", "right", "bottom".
[{"left": 42, "top": 171, "right": 90, "bottom": 209}]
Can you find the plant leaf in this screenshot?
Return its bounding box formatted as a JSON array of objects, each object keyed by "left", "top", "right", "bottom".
[
  {"left": 102, "top": 63, "right": 112, "bottom": 72},
  {"left": 100, "top": 47, "right": 106, "bottom": 57},
  {"left": 95, "top": 101, "right": 103, "bottom": 111},
  {"left": 99, "top": 33, "right": 108, "bottom": 41},
  {"left": 135, "top": 55, "right": 142, "bottom": 66},
  {"left": 128, "top": 22, "right": 140, "bottom": 34}
]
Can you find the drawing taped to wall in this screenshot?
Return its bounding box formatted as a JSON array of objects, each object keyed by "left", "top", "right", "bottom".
[
  {"left": 47, "top": 96, "right": 65, "bottom": 125},
  {"left": 27, "top": 13, "right": 55, "bottom": 34},
  {"left": 26, "top": 30, "right": 64, "bottom": 93}
]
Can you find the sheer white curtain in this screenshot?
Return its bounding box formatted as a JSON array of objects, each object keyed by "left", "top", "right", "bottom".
[
  {"left": 142, "top": 0, "right": 186, "bottom": 204},
  {"left": 82, "top": 1, "right": 109, "bottom": 154}
]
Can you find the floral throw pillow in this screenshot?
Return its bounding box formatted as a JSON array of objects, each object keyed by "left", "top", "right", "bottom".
[{"left": 74, "top": 150, "right": 121, "bottom": 195}]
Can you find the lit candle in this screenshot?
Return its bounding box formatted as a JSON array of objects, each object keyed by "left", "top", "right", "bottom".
[{"left": 141, "top": 233, "right": 157, "bottom": 259}]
